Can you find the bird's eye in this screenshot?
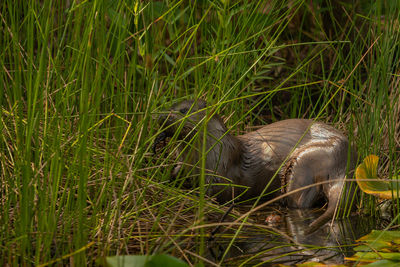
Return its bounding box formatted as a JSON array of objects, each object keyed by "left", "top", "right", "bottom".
[{"left": 179, "top": 107, "right": 189, "bottom": 114}]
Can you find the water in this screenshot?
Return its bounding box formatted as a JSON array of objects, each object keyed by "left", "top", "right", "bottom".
[{"left": 207, "top": 207, "right": 380, "bottom": 266}]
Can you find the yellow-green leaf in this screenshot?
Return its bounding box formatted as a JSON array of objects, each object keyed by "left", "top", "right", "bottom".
[{"left": 355, "top": 155, "right": 400, "bottom": 199}]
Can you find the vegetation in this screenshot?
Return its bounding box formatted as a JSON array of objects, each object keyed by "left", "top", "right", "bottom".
[
  {"left": 356, "top": 155, "right": 400, "bottom": 199},
  {"left": 1, "top": 0, "right": 399, "bottom": 265},
  {"left": 346, "top": 230, "right": 400, "bottom": 265}
]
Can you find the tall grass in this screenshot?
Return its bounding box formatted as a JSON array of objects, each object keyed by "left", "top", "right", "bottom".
[{"left": 1, "top": 0, "right": 399, "bottom": 265}]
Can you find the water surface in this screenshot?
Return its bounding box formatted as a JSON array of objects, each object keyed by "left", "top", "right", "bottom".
[{"left": 207, "top": 207, "right": 381, "bottom": 266}]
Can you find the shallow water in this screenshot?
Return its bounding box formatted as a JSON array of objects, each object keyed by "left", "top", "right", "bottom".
[{"left": 207, "top": 207, "right": 381, "bottom": 266}]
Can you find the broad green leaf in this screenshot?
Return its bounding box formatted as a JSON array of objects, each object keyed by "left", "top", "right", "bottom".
[
  {"left": 346, "top": 252, "right": 400, "bottom": 261},
  {"left": 364, "top": 259, "right": 400, "bottom": 267},
  {"left": 355, "top": 155, "right": 400, "bottom": 199},
  {"left": 357, "top": 230, "right": 400, "bottom": 243},
  {"left": 347, "top": 230, "right": 400, "bottom": 265},
  {"left": 99, "top": 254, "right": 189, "bottom": 267},
  {"left": 354, "top": 243, "right": 392, "bottom": 252}
]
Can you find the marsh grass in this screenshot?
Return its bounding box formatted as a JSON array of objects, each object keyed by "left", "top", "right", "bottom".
[{"left": 1, "top": 0, "right": 399, "bottom": 265}]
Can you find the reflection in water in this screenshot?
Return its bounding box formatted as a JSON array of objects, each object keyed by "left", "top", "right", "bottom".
[{"left": 207, "top": 208, "right": 379, "bottom": 266}]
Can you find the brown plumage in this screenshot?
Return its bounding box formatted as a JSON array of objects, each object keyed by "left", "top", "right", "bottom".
[{"left": 155, "top": 99, "right": 357, "bottom": 233}]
